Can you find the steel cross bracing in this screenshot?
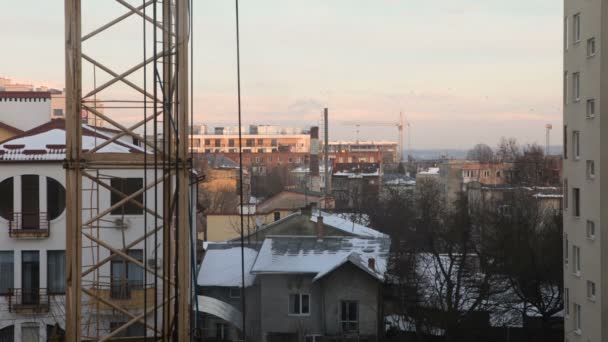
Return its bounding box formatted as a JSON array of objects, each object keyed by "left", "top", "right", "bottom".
[{"left": 64, "top": 0, "right": 192, "bottom": 340}]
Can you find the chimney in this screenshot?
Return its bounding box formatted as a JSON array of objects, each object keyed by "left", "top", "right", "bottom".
[
  {"left": 310, "top": 126, "right": 320, "bottom": 177},
  {"left": 316, "top": 215, "right": 324, "bottom": 239},
  {"left": 368, "top": 258, "right": 376, "bottom": 271}
]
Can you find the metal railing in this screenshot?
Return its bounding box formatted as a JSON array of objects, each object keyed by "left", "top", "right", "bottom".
[
  {"left": 7, "top": 288, "right": 50, "bottom": 313},
  {"left": 8, "top": 212, "right": 50, "bottom": 237}
]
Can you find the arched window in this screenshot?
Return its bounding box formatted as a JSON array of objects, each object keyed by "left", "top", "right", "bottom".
[
  {"left": 47, "top": 178, "right": 66, "bottom": 220},
  {"left": 0, "top": 178, "right": 13, "bottom": 220}
]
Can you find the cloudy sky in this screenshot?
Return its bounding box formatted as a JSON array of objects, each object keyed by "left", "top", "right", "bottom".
[{"left": 1, "top": 0, "right": 562, "bottom": 149}]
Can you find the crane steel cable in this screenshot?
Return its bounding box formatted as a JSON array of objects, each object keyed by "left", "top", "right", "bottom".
[{"left": 235, "top": 0, "right": 248, "bottom": 340}]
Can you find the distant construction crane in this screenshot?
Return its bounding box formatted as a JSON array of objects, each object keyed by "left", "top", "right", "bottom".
[{"left": 341, "top": 112, "right": 406, "bottom": 163}]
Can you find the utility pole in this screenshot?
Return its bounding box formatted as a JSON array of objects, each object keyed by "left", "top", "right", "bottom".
[{"left": 324, "top": 108, "right": 329, "bottom": 204}]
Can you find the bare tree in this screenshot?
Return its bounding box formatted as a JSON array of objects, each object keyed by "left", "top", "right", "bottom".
[
  {"left": 466, "top": 144, "right": 494, "bottom": 163},
  {"left": 495, "top": 137, "right": 521, "bottom": 162},
  {"left": 483, "top": 189, "right": 563, "bottom": 342}
]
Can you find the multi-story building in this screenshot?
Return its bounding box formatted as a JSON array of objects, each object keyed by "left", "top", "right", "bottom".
[
  {"left": 189, "top": 125, "right": 310, "bottom": 154},
  {"left": 327, "top": 141, "right": 398, "bottom": 164},
  {"left": 0, "top": 119, "right": 194, "bottom": 340},
  {"left": 563, "top": 2, "right": 605, "bottom": 340}
]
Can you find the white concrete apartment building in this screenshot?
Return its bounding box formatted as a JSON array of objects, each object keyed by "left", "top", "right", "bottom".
[
  {"left": 0, "top": 120, "right": 194, "bottom": 341},
  {"left": 563, "top": 1, "right": 608, "bottom": 341}
]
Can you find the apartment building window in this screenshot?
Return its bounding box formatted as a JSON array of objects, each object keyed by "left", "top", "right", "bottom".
[
  {"left": 563, "top": 125, "right": 568, "bottom": 159},
  {"left": 564, "top": 288, "right": 570, "bottom": 315},
  {"left": 111, "top": 249, "right": 144, "bottom": 299},
  {"left": 47, "top": 250, "right": 66, "bottom": 294},
  {"left": 204, "top": 139, "right": 210, "bottom": 145},
  {"left": 587, "top": 37, "right": 596, "bottom": 57},
  {"left": 246, "top": 139, "right": 254, "bottom": 147},
  {"left": 53, "top": 109, "right": 64, "bottom": 117},
  {"left": 573, "top": 13, "right": 581, "bottom": 43},
  {"left": 271, "top": 139, "right": 278, "bottom": 146},
  {"left": 564, "top": 233, "right": 569, "bottom": 264},
  {"left": 572, "top": 72, "right": 580, "bottom": 102},
  {"left": 573, "top": 245, "right": 581, "bottom": 276},
  {"left": 572, "top": 131, "right": 580, "bottom": 159},
  {"left": 574, "top": 303, "right": 582, "bottom": 334},
  {"left": 564, "top": 178, "right": 569, "bottom": 209},
  {"left": 340, "top": 301, "right": 359, "bottom": 332},
  {"left": 586, "top": 160, "right": 595, "bottom": 179},
  {"left": 229, "top": 139, "right": 235, "bottom": 147},
  {"left": 564, "top": 72, "right": 569, "bottom": 105},
  {"left": 586, "top": 220, "right": 596, "bottom": 240},
  {"left": 110, "top": 178, "right": 144, "bottom": 215},
  {"left": 257, "top": 139, "right": 264, "bottom": 145},
  {"left": 0, "top": 178, "right": 13, "bottom": 220},
  {"left": 192, "top": 139, "right": 201, "bottom": 148},
  {"left": 573, "top": 188, "right": 581, "bottom": 217},
  {"left": 564, "top": 17, "right": 569, "bottom": 49},
  {"left": 0, "top": 251, "right": 13, "bottom": 295},
  {"left": 587, "top": 280, "right": 596, "bottom": 300},
  {"left": 288, "top": 293, "right": 310, "bottom": 315},
  {"left": 586, "top": 99, "right": 596, "bottom": 118},
  {"left": 215, "top": 139, "right": 221, "bottom": 147}
]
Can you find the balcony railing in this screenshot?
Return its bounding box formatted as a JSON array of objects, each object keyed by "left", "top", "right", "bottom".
[
  {"left": 8, "top": 212, "right": 50, "bottom": 238},
  {"left": 8, "top": 288, "right": 50, "bottom": 313}
]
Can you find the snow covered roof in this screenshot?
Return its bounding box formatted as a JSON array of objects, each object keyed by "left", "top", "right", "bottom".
[
  {"left": 418, "top": 167, "right": 440, "bottom": 175},
  {"left": 0, "top": 119, "right": 145, "bottom": 161},
  {"left": 311, "top": 210, "right": 389, "bottom": 239},
  {"left": 197, "top": 244, "right": 258, "bottom": 287},
  {"left": 251, "top": 236, "right": 390, "bottom": 282}
]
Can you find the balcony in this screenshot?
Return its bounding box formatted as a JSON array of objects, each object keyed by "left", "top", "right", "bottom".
[
  {"left": 8, "top": 212, "right": 50, "bottom": 238},
  {"left": 8, "top": 288, "right": 50, "bottom": 313}
]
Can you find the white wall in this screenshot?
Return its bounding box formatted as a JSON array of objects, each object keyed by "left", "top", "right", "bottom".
[{"left": 0, "top": 99, "right": 51, "bottom": 131}]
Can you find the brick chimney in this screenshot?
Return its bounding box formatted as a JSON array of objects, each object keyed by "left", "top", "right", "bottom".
[
  {"left": 316, "top": 215, "right": 324, "bottom": 239},
  {"left": 368, "top": 258, "right": 376, "bottom": 271}
]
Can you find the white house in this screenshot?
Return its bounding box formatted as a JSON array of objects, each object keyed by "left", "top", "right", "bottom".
[{"left": 0, "top": 119, "right": 195, "bottom": 341}]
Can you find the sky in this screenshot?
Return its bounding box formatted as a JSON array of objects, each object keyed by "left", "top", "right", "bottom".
[{"left": 1, "top": 0, "right": 562, "bottom": 149}]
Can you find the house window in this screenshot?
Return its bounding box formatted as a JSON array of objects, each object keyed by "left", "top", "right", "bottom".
[
  {"left": 586, "top": 99, "right": 596, "bottom": 118},
  {"left": 572, "top": 131, "right": 580, "bottom": 159},
  {"left": 204, "top": 139, "right": 211, "bottom": 146},
  {"left": 563, "top": 125, "right": 568, "bottom": 159},
  {"left": 0, "top": 251, "right": 14, "bottom": 295},
  {"left": 586, "top": 160, "right": 595, "bottom": 179},
  {"left": 246, "top": 139, "right": 255, "bottom": 147},
  {"left": 0, "top": 178, "right": 13, "bottom": 220},
  {"left": 340, "top": 301, "right": 359, "bottom": 332},
  {"left": 215, "top": 139, "right": 221, "bottom": 147},
  {"left": 257, "top": 139, "right": 264, "bottom": 145},
  {"left": 274, "top": 212, "right": 281, "bottom": 221},
  {"left": 47, "top": 251, "right": 66, "bottom": 294},
  {"left": 586, "top": 220, "right": 595, "bottom": 240},
  {"left": 587, "top": 37, "right": 596, "bottom": 57},
  {"left": 229, "top": 287, "right": 241, "bottom": 298},
  {"left": 574, "top": 303, "right": 582, "bottom": 334},
  {"left": 53, "top": 109, "right": 64, "bottom": 117},
  {"left": 110, "top": 249, "right": 144, "bottom": 299},
  {"left": 573, "top": 188, "right": 581, "bottom": 217},
  {"left": 564, "top": 288, "right": 569, "bottom": 315},
  {"left": 216, "top": 323, "right": 229, "bottom": 341},
  {"left": 587, "top": 280, "right": 596, "bottom": 300},
  {"left": 22, "top": 323, "right": 39, "bottom": 342},
  {"left": 110, "top": 178, "right": 144, "bottom": 215},
  {"left": 573, "top": 13, "right": 581, "bottom": 43},
  {"left": 572, "top": 72, "right": 580, "bottom": 102},
  {"left": 288, "top": 293, "right": 310, "bottom": 315},
  {"left": 573, "top": 245, "right": 581, "bottom": 275},
  {"left": 229, "top": 139, "right": 235, "bottom": 147}
]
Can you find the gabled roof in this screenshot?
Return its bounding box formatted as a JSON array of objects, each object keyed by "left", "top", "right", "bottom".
[
  {"left": 256, "top": 191, "right": 323, "bottom": 214},
  {"left": 311, "top": 210, "right": 389, "bottom": 239},
  {"left": 0, "top": 119, "right": 145, "bottom": 162},
  {"left": 251, "top": 236, "right": 389, "bottom": 282}
]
